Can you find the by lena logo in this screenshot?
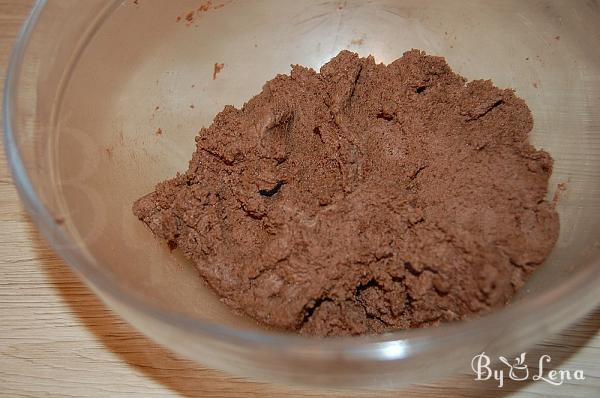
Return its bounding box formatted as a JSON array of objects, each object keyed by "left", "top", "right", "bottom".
[{"left": 471, "top": 352, "right": 585, "bottom": 388}]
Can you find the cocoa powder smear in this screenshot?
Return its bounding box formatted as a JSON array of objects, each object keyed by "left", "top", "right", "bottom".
[{"left": 133, "top": 50, "right": 559, "bottom": 336}]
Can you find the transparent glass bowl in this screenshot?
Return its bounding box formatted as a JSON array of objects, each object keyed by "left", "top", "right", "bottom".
[{"left": 4, "top": 0, "right": 600, "bottom": 389}]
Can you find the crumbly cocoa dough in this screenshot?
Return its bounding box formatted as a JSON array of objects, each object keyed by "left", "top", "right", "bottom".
[{"left": 133, "top": 50, "right": 559, "bottom": 336}]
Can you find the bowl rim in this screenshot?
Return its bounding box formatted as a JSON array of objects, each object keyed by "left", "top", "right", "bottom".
[{"left": 4, "top": 0, "right": 600, "bottom": 362}]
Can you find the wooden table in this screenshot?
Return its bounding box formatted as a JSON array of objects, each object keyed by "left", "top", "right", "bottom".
[{"left": 0, "top": 1, "right": 598, "bottom": 396}]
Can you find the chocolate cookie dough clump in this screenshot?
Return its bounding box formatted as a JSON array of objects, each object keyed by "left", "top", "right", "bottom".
[{"left": 133, "top": 50, "right": 559, "bottom": 336}]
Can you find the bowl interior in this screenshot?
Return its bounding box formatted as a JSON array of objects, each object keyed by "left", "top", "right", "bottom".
[{"left": 22, "top": 0, "right": 600, "bottom": 332}]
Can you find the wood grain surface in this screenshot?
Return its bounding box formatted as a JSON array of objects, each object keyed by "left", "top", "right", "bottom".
[{"left": 0, "top": 1, "right": 598, "bottom": 397}]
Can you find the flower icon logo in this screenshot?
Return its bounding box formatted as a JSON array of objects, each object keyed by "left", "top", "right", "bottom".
[{"left": 499, "top": 352, "right": 529, "bottom": 381}]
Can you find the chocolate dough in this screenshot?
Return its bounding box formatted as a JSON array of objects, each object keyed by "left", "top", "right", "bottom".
[{"left": 133, "top": 50, "right": 559, "bottom": 336}]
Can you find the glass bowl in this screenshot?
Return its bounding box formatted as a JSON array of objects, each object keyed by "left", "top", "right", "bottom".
[{"left": 4, "top": 0, "right": 600, "bottom": 389}]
